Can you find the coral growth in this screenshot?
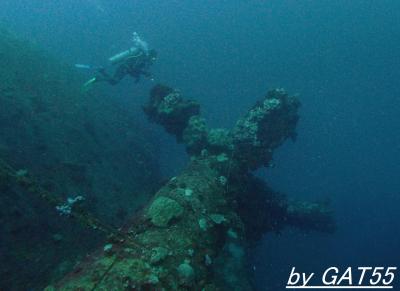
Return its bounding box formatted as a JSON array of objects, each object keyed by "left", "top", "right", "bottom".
[
  {"left": 147, "top": 196, "right": 184, "bottom": 227},
  {"left": 52, "top": 85, "right": 335, "bottom": 290},
  {"left": 145, "top": 85, "right": 300, "bottom": 170}
]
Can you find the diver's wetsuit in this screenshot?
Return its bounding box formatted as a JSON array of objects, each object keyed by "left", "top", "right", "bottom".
[{"left": 96, "top": 50, "right": 153, "bottom": 85}]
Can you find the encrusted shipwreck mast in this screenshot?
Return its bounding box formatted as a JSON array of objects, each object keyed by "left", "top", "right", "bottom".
[{"left": 52, "top": 85, "right": 335, "bottom": 290}]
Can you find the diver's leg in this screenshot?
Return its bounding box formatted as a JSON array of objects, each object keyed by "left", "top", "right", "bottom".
[
  {"left": 96, "top": 69, "right": 116, "bottom": 84},
  {"left": 82, "top": 69, "right": 115, "bottom": 91},
  {"left": 86, "top": 64, "right": 128, "bottom": 87},
  {"left": 110, "top": 65, "right": 128, "bottom": 85}
]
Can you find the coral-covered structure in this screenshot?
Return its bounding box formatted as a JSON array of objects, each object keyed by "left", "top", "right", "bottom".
[{"left": 52, "top": 85, "right": 334, "bottom": 290}]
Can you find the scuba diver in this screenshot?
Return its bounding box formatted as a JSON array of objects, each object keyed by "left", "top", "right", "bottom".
[{"left": 80, "top": 32, "right": 157, "bottom": 90}]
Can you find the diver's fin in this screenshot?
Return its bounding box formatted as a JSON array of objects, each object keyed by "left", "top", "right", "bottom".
[
  {"left": 82, "top": 77, "right": 97, "bottom": 92},
  {"left": 75, "top": 64, "right": 92, "bottom": 69}
]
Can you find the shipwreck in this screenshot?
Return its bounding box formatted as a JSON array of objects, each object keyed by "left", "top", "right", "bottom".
[{"left": 46, "top": 84, "right": 335, "bottom": 290}]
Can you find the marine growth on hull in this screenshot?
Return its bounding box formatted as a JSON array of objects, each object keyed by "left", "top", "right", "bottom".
[{"left": 50, "top": 85, "right": 335, "bottom": 290}]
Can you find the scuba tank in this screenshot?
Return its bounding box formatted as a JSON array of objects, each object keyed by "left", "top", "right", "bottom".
[
  {"left": 108, "top": 47, "right": 139, "bottom": 65},
  {"left": 108, "top": 33, "right": 148, "bottom": 65}
]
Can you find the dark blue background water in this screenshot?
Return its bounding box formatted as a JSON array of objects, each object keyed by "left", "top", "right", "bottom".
[{"left": 1, "top": 1, "right": 399, "bottom": 289}]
